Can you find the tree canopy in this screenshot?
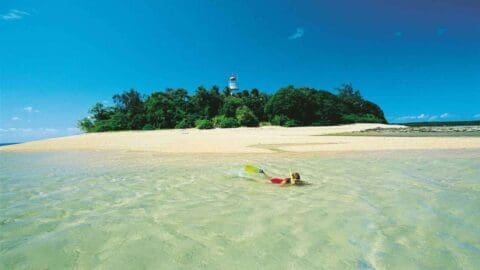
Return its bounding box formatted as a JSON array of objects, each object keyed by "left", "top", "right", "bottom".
[{"left": 79, "top": 84, "right": 387, "bottom": 132}]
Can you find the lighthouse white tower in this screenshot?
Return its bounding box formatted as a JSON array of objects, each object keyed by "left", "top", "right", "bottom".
[{"left": 228, "top": 74, "right": 238, "bottom": 92}]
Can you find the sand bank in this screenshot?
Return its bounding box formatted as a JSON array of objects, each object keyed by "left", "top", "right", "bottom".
[{"left": 1, "top": 124, "right": 479, "bottom": 153}]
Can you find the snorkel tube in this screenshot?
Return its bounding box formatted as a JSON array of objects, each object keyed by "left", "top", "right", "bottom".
[{"left": 289, "top": 168, "right": 296, "bottom": 185}]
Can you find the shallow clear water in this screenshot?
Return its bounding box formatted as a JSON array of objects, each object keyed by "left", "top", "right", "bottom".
[{"left": 1, "top": 150, "right": 479, "bottom": 269}]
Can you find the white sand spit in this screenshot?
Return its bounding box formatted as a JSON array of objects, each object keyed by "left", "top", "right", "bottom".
[{"left": 1, "top": 124, "right": 479, "bottom": 153}]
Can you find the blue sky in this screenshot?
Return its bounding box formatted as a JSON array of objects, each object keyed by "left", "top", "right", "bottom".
[{"left": 1, "top": 0, "right": 479, "bottom": 142}]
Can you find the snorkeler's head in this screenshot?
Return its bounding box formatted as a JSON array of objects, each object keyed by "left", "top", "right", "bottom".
[{"left": 290, "top": 172, "right": 301, "bottom": 185}]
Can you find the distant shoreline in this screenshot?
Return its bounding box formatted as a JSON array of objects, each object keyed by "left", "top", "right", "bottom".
[
  {"left": 393, "top": 120, "right": 480, "bottom": 126},
  {"left": 327, "top": 125, "right": 480, "bottom": 137},
  {"left": 0, "top": 143, "right": 19, "bottom": 147}
]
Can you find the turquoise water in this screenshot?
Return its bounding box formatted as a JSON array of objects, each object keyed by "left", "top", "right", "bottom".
[{"left": 1, "top": 150, "right": 479, "bottom": 269}]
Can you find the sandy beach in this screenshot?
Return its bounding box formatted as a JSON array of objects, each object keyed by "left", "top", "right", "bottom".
[{"left": 2, "top": 124, "right": 479, "bottom": 153}]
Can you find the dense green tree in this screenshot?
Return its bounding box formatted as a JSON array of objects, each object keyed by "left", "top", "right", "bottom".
[
  {"left": 112, "top": 89, "right": 146, "bottom": 129},
  {"left": 270, "top": 115, "right": 289, "bottom": 126},
  {"left": 213, "top": 115, "right": 240, "bottom": 128},
  {"left": 236, "top": 105, "right": 259, "bottom": 127},
  {"left": 142, "top": 124, "right": 155, "bottom": 130},
  {"left": 78, "top": 117, "right": 94, "bottom": 132},
  {"left": 195, "top": 119, "right": 214, "bottom": 129},
  {"left": 264, "top": 86, "right": 315, "bottom": 125},
  {"left": 337, "top": 83, "right": 361, "bottom": 100},
  {"left": 79, "top": 83, "right": 387, "bottom": 132},
  {"left": 336, "top": 83, "right": 386, "bottom": 123},
  {"left": 341, "top": 114, "right": 385, "bottom": 123},
  {"left": 220, "top": 96, "right": 244, "bottom": 117},
  {"left": 145, "top": 88, "right": 189, "bottom": 128},
  {"left": 265, "top": 85, "right": 385, "bottom": 126},
  {"left": 113, "top": 89, "right": 144, "bottom": 113},
  {"left": 240, "top": 89, "right": 269, "bottom": 121},
  {"left": 175, "top": 115, "right": 196, "bottom": 129},
  {"left": 311, "top": 90, "right": 342, "bottom": 125},
  {"left": 189, "top": 86, "right": 211, "bottom": 119},
  {"left": 89, "top": 103, "right": 112, "bottom": 121},
  {"left": 208, "top": 86, "right": 223, "bottom": 118}
]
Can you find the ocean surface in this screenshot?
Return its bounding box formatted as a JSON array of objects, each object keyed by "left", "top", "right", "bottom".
[
  {"left": 0, "top": 143, "right": 19, "bottom": 147},
  {"left": 1, "top": 149, "right": 479, "bottom": 269}
]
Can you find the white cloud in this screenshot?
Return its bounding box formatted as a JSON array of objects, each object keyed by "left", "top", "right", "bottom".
[
  {"left": 397, "top": 112, "right": 453, "bottom": 122},
  {"left": 397, "top": 113, "right": 430, "bottom": 121},
  {"left": 0, "top": 127, "right": 83, "bottom": 142},
  {"left": 11, "top": 116, "right": 21, "bottom": 121},
  {"left": 396, "top": 115, "right": 417, "bottom": 121},
  {"left": 0, "top": 128, "right": 80, "bottom": 134},
  {"left": 288, "top": 27, "right": 304, "bottom": 40},
  {"left": 0, "top": 127, "right": 32, "bottom": 132},
  {"left": 23, "top": 106, "right": 39, "bottom": 113},
  {"left": 1, "top": 9, "right": 30, "bottom": 20}
]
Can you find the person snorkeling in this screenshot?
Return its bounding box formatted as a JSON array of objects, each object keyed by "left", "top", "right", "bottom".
[{"left": 259, "top": 169, "right": 301, "bottom": 186}]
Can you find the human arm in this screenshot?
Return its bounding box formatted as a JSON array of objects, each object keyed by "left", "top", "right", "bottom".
[{"left": 259, "top": 169, "right": 272, "bottom": 180}]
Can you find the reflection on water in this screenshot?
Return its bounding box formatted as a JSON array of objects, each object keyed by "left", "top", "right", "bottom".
[{"left": 1, "top": 150, "right": 479, "bottom": 269}]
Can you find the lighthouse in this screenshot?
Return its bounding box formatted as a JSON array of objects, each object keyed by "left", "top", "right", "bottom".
[{"left": 228, "top": 74, "right": 238, "bottom": 92}]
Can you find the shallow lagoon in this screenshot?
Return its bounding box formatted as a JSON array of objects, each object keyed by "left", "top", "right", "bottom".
[{"left": 1, "top": 150, "right": 479, "bottom": 269}]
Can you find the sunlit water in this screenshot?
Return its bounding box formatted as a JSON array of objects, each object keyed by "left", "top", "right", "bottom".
[{"left": 1, "top": 149, "right": 479, "bottom": 269}]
